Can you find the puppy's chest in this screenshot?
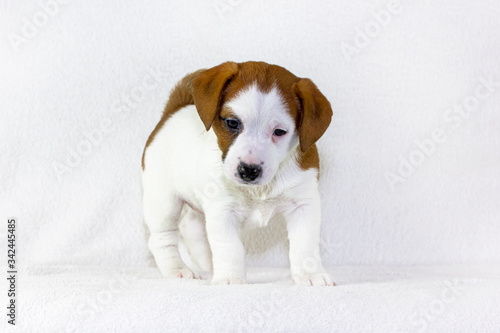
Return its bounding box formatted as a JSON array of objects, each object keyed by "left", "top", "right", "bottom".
[{"left": 238, "top": 196, "right": 282, "bottom": 229}]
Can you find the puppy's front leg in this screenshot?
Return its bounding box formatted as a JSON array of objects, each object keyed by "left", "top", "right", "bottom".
[
  {"left": 205, "top": 207, "right": 246, "bottom": 285},
  {"left": 285, "top": 196, "right": 335, "bottom": 286}
]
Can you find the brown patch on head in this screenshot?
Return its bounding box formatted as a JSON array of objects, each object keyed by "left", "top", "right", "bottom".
[
  {"left": 223, "top": 62, "right": 331, "bottom": 173},
  {"left": 220, "top": 62, "right": 332, "bottom": 154},
  {"left": 206, "top": 62, "right": 304, "bottom": 159},
  {"left": 223, "top": 62, "right": 302, "bottom": 126},
  {"left": 143, "top": 61, "right": 332, "bottom": 170}
]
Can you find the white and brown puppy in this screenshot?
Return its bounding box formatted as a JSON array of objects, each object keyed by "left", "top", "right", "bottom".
[{"left": 142, "top": 61, "right": 333, "bottom": 286}]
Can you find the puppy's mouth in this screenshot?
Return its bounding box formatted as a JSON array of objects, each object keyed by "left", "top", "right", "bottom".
[
  {"left": 232, "top": 177, "right": 262, "bottom": 186},
  {"left": 231, "top": 172, "right": 263, "bottom": 186}
]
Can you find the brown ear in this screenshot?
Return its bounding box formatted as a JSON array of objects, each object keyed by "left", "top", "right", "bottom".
[
  {"left": 192, "top": 62, "right": 239, "bottom": 130},
  {"left": 294, "top": 78, "right": 333, "bottom": 152}
]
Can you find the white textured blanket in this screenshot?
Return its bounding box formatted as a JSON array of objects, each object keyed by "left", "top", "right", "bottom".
[
  {"left": 10, "top": 265, "right": 500, "bottom": 332},
  {"left": 1, "top": 0, "right": 499, "bottom": 332}
]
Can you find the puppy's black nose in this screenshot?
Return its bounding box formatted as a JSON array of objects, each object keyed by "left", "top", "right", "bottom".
[{"left": 237, "top": 162, "right": 262, "bottom": 182}]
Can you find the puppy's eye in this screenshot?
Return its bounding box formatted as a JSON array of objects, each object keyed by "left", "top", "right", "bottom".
[
  {"left": 273, "top": 129, "right": 287, "bottom": 136},
  {"left": 225, "top": 118, "right": 240, "bottom": 130}
]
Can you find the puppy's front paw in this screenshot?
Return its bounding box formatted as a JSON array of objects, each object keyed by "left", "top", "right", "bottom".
[
  {"left": 292, "top": 272, "right": 335, "bottom": 286},
  {"left": 211, "top": 276, "right": 246, "bottom": 285}
]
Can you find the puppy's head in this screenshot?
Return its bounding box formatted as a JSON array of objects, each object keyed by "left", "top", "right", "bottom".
[{"left": 193, "top": 61, "right": 332, "bottom": 186}]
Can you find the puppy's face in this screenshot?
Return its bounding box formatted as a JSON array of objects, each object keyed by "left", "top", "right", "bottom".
[
  {"left": 217, "top": 84, "right": 298, "bottom": 185},
  {"left": 193, "top": 61, "right": 332, "bottom": 186}
]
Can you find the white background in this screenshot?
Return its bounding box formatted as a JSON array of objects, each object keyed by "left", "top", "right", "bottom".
[{"left": 1, "top": 0, "right": 499, "bottom": 269}]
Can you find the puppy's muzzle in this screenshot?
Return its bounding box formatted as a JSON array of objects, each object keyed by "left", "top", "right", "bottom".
[{"left": 237, "top": 162, "right": 262, "bottom": 182}]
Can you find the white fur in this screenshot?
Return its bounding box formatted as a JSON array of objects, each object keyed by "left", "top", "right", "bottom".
[{"left": 142, "top": 86, "right": 333, "bottom": 286}]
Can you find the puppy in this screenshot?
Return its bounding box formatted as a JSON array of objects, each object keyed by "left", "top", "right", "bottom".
[{"left": 142, "top": 61, "right": 333, "bottom": 286}]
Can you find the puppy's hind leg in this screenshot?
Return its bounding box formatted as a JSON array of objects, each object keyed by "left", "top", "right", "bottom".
[
  {"left": 179, "top": 208, "right": 212, "bottom": 274},
  {"left": 142, "top": 181, "right": 199, "bottom": 279}
]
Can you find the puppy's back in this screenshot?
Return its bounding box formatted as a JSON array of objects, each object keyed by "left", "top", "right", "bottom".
[
  {"left": 142, "top": 69, "right": 204, "bottom": 168},
  {"left": 164, "top": 69, "right": 204, "bottom": 118}
]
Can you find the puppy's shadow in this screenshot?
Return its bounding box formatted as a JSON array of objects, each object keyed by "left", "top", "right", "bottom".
[{"left": 241, "top": 215, "right": 289, "bottom": 256}]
